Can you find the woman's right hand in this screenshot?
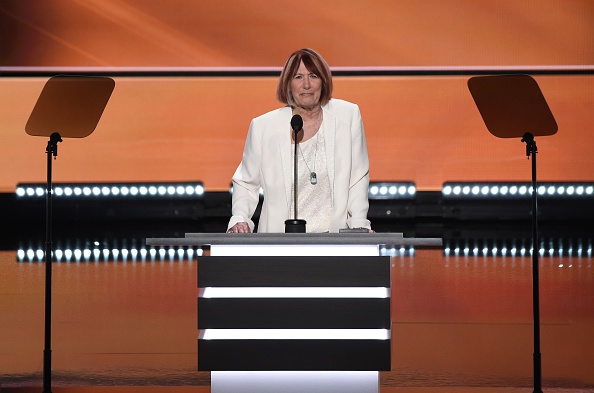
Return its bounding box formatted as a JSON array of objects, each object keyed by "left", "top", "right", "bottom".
[{"left": 227, "top": 222, "right": 251, "bottom": 233}]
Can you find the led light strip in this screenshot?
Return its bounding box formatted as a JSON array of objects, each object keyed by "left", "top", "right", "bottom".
[
  {"left": 368, "top": 182, "right": 416, "bottom": 200},
  {"left": 199, "top": 329, "right": 390, "bottom": 340},
  {"left": 200, "top": 287, "right": 389, "bottom": 298},
  {"left": 17, "top": 247, "right": 203, "bottom": 262},
  {"left": 442, "top": 182, "right": 594, "bottom": 198},
  {"left": 15, "top": 182, "right": 205, "bottom": 198},
  {"left": 443, "top": 245, "right": 593, "bottom": 258},
  {"left": 380, "top": 246, "right": 415, "bottom": 257}
]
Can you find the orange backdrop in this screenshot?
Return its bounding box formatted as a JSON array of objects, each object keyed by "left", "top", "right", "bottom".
[
  {"left": 1, "top": 75, "right": 593, "bottom": 192},
  {"left": 2, "top": 0, "right": 593, "bottom": 67},
  {"left": 1, "top": 0, "right": 593, "bottom": 192}
]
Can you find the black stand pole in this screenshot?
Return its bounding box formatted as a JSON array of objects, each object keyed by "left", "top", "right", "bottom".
[
  {"left": 521, "top": 132, "right": 542, "bottom": 393},
  {"left": 285, "top": 128, "right": 306, "bottom": 233},
  {"left": 293, "top": 135, "right": 298, "bottom": 220},
  {"left": 43, "top": 132, "right": 61, "bottom": 393}
]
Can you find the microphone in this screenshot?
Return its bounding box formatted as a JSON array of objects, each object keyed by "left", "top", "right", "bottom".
[
  {"left": 291, "top": 114, "right": 303, "bottom": 133},
  {"left": 285, "top": 115, "right": 306, "bottom": 233}
]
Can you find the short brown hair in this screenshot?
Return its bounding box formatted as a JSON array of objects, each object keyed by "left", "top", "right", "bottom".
[{"left": 276, "top": 48, "right": 333, "bottom": 107}]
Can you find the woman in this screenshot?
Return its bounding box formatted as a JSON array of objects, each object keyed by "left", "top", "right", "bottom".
[{"left": 227, "top": 48, "right": 372, "bottom": 233}]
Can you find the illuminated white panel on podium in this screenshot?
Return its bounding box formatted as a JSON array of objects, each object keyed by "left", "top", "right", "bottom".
[{"left": 210, "top": 243, "right": 378, "bottom": 256}]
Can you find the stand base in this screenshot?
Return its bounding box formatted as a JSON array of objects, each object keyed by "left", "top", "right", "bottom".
[{"left": 285, "top": 219, "right": 306, "bottom": 233}]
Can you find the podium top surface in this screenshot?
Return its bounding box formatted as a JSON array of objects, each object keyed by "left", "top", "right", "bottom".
[{"left": 146, "top": 233, "right": 442, "bottom": 247}]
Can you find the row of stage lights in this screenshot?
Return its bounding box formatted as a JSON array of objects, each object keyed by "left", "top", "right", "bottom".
[
  {"left": 444, "top": 245, "right": 593, "bottom": 258},
  {"left": 17, "top": 247, "right": 204, "bottom": 262},
  {"left": 17, "top": 182, "right": 413, "bottom": 200},
  {"left": 16, "top": 246, "right": 414, "bottom": 262},
  {"left": 16, "top": 242, "right": 592, "bottom": 262},
  {"left": 442, "top": 182, "right": 594, "bottom": 198},
  {"left": 16, "top": 182, "right": 416, "bottom": 199},
  {"left": 16, "top": 181, "right": 593, "bottom": 200},
  {"left": 16, "top": 182, "right": 205, "bottom": 198},
  {"left": 368, "top": 182, "right": 416, "bottom": 200},
  {"left": 17, "top": 182, "right": 414, "bottom": 199},
  {"left": 445, "top": 238, "right": 594, "bottom": 258}
]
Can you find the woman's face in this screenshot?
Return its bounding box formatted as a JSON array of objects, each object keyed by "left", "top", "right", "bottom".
[{"left": 290, "top": 60, "right": 322, "bottom": 110}]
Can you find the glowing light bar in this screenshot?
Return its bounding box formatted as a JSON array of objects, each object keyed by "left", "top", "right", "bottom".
[
  {"left": 15, "top": 182, "right": 205, "bottom": 198},
  {"left": 16, "top": 247, "right": 202, "bottom": 262},
  {"left": 442, "top": 182, "right": 594, "bottom": 199},
  {"left": 368, "top": 182, "right": 416, "bottom": 200},
  {"left": 200, "top": 287, "right": 389, "bottom": 298},
  {"left": 380, "top": 246, "right": 415, "bottom": 257},
  {"left": 443, "top": 239, "right": 593, "bottom": 258},
  {"left": 199, "top": 329, "right": 390, "bottom": 340}
]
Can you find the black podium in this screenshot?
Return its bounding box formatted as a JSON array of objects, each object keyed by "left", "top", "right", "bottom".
[{"left": 147, "top": 233, "right": 441, "bottom": 393}]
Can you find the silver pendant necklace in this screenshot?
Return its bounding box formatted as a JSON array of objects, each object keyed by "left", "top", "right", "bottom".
[{"left": 299, "top": 132, "right": 319, "bottom": 185}]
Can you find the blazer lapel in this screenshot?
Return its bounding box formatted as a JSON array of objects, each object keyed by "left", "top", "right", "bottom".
[{"left": 322, "top": 106, "right": 336, "bottom": 196}]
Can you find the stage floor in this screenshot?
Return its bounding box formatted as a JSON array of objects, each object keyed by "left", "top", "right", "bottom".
[{"left": 1, "top": 250, "right": 592, "bottom": 391}]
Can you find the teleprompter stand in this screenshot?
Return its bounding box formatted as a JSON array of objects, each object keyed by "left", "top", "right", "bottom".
[
  {"left": 468, "top": 74, "right": 557, "bottom": 393},
  {"left": 25, "top": 75, "right": 115, "bottom": 392}
]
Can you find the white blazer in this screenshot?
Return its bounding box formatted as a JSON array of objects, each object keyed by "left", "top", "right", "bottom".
[{"left": 228, "top": 98, "right": 371, "bottom": 233}]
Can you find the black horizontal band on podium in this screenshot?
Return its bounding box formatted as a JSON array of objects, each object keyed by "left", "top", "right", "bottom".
[
  {"left": 197, "top": 256, "right": 390, "bottom": 287},
  {"left": 198, "top": 340, "right": 391, "bottom": 371},
  {"left": 198, "top": 298, "right": 390, "bottom": 329},
  {"left": 197, "top": 256, "right": 391, "bottom": 371}
]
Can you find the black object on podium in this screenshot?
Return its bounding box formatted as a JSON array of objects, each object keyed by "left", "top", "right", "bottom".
[
  {"left": 468, "top": 74, "right": 558, "bottom": 393},
  {"left": 25, "top": 75, "right": 115, "bottom": 393}
]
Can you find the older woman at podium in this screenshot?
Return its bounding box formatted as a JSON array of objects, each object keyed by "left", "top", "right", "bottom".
[{"left": 227, "top": 48, "right": 372, "bottom": 233}]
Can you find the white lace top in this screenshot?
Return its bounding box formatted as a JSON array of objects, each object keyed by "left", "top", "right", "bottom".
[{"left": 289, "top": 125, "right": 332, "bottom": 233}]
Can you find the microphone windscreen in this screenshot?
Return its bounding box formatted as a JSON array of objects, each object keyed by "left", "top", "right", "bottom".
[{"left": 290, "top": 114, "right": 303, "bottom": 132}]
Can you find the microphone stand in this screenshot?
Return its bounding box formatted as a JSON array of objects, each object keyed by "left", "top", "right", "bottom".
[
  {"left": 292, "top": 131, "right": 299, "bottom": 220},
  {"left": 285, "top": 117, "right": 306, "bottom": 233}
]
